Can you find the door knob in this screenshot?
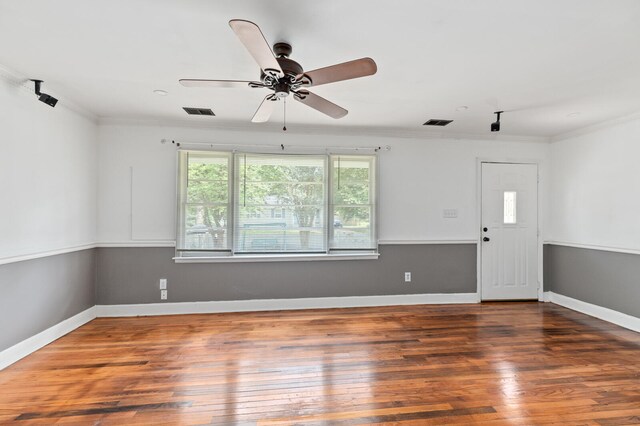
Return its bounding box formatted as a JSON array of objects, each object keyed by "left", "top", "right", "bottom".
[
  {"left": 483, "top": 237, "right": 490, "bottom": 242},
  {"left": 483, "top": 227, "right": 488, "bottom": 232}
]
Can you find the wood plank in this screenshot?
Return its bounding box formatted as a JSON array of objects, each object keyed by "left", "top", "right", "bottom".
[{"left": 0, "top": 302, "right": 639, "bottom": 424}]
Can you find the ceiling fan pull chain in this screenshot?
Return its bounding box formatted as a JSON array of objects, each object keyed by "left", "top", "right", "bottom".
[{"left": 283, "top": 97, "right": 287, "bottom": 131}]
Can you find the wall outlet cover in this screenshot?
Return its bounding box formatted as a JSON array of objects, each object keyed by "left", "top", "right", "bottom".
[{"left": 160, "top": 290, "right": 168, "bottom": 300}]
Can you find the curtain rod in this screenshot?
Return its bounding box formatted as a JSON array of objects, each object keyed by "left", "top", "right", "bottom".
[{"left": 160, "top": 139, "right": 391, "bottom": 152}]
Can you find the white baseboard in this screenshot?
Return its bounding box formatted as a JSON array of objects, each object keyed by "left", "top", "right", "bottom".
[
  {"left": 545, "top": 291, "right": 640, "bottom": 333},
  {"left": 96, "top": 293, "right": 478, "bottom": 317},
  {"left": 1, "top": 294, "right": 477, "bottom": 370},
  {"left": 0, "top": 307, "right": 97, "bottom": 370}
]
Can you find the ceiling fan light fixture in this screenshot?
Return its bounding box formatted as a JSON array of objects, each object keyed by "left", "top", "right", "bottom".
[{"left": 274, "top": 81, "right": 290, "bottom": 98}]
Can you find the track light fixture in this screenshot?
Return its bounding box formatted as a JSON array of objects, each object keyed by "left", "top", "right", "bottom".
[
  {"left": 491, "top": 111, "right": 503, "bottom": 132},
  {"left": 31, "top": 80, "right": 58, "bottom": 107}
]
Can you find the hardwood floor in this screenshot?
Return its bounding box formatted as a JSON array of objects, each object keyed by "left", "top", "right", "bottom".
[{"left": 1, "top": 302, "right": 640, "bottom": 425}]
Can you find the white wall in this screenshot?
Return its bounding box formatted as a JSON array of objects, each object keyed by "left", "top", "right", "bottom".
[
  {"left": 97, "top": 122, "right": 549, "bottom": 244},
  {"left": 0, "top": 74, "right": 98, "bottom": 261},
  {"left": 548, "top": 116, "right": 640, "bottom": 251}
]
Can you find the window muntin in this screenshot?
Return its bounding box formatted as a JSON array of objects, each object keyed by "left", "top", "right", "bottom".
[{"left": 176, "top": 151, "right": 377, "bottom": 258}]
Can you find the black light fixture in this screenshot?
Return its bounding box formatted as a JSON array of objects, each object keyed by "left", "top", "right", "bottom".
[
  {"left": 31, "top": 80, "right": 58, "bottom": 107},
  {"left": 491, "top": 111, "right": 503, "bottom": 132}
]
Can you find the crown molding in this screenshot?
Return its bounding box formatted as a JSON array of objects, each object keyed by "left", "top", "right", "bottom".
[
  {"left": 98, "top": 117, "right": 550, "bottom": 144},
  {"left": 550, "top": 109, "right": 640, "bottom": 142},
  {"left": 0, "top": 63, "right": 98, "bottom": 123}
]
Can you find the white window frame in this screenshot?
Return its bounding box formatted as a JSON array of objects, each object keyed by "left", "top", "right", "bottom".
[
  {"left": 176, "top": 150, "right": 234, "bottom": 257},
  {"left": 175, "top": 150, "right": 379, "bottom": 263},
  {"left": 329, "top": 155, "right": 378, "bottom": 252}
]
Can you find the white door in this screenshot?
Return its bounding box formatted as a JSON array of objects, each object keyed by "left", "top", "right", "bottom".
[{"left": 481, "top": 163, "right": 538, "bottom": 300}]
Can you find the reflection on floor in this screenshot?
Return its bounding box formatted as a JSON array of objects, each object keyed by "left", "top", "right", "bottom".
[{"left": 1, "top": 302, "right": 639, "bottom": 424}]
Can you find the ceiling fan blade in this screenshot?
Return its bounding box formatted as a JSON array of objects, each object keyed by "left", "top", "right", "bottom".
[
  {"left": 179, "top": 79, "right": 260, "bottom": 88},
  {"left": 300, "top": 58, "right": 377, "bottom": 87},
  {"left": 229, "top": 19, "right": 283, "bottom": 78},
  {"left": 294, "top": 91, "right": 348, "bottom": 119},
  {"left": 251, "top": 95, "right": 277, "bottom": 123}
]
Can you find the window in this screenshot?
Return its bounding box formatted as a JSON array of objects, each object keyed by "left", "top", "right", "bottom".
[
  {"left": 177, "top": 152, "right": 232, "bottom": 255},
  {"left": 331, "top": 156, "right": 376, "bottom": 251},
  {"left": 176, "top": 151, "right": 377, "bottom": 258},
  {"left": 235, "top": 154, "right": 327, "bottom": 254},
  {"left": 503, "top": 191, "right": 517, "bottom": 224}
]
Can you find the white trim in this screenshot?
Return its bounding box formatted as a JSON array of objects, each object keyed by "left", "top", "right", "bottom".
[
  {"left": 174, "top": 252, "right": 380, "bottom": 263},
  {"left": 0, "top": 243, "right": 96, "bottom": 266},
  {"left": 0, "top": 240, "right": 485, "bottom": 266},
  {"left": 96, "top": 293, "right": 478, "bottom": 317},
  {"left": 97, "top": 241, "right": 176, "bottom": 248},
  {"left": 476, "top": 159, "right": 544, "bottom": 302},
  {"left": 545, "top": 292, "right": 640, "bottom": 333},
  {"left": 544, "top": 241, "right": 640, "bottom": 256},
  {"left": 378, "top": 240, "right": 477, "bottom": 245},
  {"left": 0, "top": 307, "right": 97, "bottom": 370}
]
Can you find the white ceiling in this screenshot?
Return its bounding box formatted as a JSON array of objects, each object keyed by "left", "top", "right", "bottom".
[{"left": 1, "top": 0, "right": 640, "bottom": 137}]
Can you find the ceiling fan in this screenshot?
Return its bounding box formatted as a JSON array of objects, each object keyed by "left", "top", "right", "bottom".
[{"left": 179, "top": 19, "right": 377, "bottom": 123}]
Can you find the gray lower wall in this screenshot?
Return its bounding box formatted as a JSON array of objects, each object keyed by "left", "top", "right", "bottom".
[
  {"left": 96, "top": 244, "right": 477, "bottom": 305},
  {"left": 544, "top": 244, "right": 640, "bottom": 318},
  {"left": 0, "top": 249, "right": 97, "bottom": 352},
  {"left": 5, "top": 243, "right": 638, "bottom": 352}
]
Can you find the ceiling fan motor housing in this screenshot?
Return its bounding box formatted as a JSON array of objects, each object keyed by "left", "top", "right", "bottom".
[
  {"left": 276, "top": 57, "right": 303, "bottom": 77},
  {"left": 260, "top": 44, "right": 306, "bottom": 98}
]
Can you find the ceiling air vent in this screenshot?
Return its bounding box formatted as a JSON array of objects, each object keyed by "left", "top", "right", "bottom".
[
  {"left": 423, "top": 119, "right": 453, "bottom": 126},
  {"left": 183, "top": 107, "right": 215, "bottom": 116}
]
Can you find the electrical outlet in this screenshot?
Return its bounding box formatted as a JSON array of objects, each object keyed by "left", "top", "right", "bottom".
[
  {"left": 160, "top": 290, "right": 168, "bottom": 300},
  {"left": 404, "top": 272, "right": 411, "bottom": 282},
  {"left": 159, "top": 278, "right": 167, "bottom": 290}
]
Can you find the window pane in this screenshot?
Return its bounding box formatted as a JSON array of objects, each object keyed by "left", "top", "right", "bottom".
[
  {"left": 330, "top": 156, "right": 376, "bottom": 250},
  {"left": 235, "top": 154, "right": 327, "bottom": 253},
  {"left": 504, "top": 191, "right": 517, "bottom": 224},
  {"left": 177, "top": 151, "right": 232, "bottom": 254},
  {"left": 184, "top": 205, "right": 229, "bottom": 249},
  {"left": 333, "top": 206, "right": 373, "bottom": 248},
  {"left": 334, "top": 183, "right": 370, "bottom": 204}
]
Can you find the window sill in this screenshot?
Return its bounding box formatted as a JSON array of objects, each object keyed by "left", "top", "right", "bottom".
[{"left": 173, "top": 252, "right": 380, "bottom": 263}]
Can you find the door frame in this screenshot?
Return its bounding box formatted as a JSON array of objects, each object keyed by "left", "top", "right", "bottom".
[{"left": 475, "top": 158, "right": 544, "bottom": 302}]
